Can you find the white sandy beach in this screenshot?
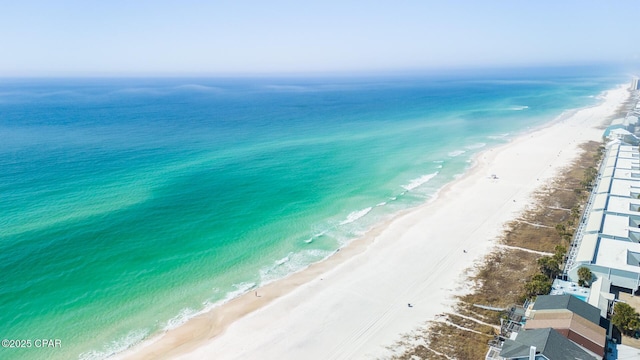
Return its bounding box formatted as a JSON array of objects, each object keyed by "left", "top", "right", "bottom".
[{"left": 122, "top": 85, "right": 629, "bottom": 360}]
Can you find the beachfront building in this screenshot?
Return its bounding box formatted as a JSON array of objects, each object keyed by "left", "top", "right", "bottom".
[
  {"left": 486, "top": 295, "right": 607, "bottom": 360},
  {"left": 524, "top": 295, "right": 607, "bottom": 357},
  {"left": 498, "top": 328, "right": 598, "bottom": 360},
  {"left": 608, "top": 129, "right": 639, "bottom": 146},
  {"left": 604, "top": 117, "right": 640, "bottom": 145},
  {"left": 565, "top": 141, "right": 640, "bottom": 295},
  {"left": 586, "top": 277, "right": 615, "bottom": 318}
]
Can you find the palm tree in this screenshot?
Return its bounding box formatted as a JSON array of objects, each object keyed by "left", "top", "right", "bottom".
[
  {"left": 538, "top": 256, "right": 560, "bottom": 280},
  {"left": 612, "top": 302, "right": 640, "bottom": 336},
  {"left": 577, "top": 267, "right": 593, "bottom": 287},
  {"left": 553, "top": 245, "right": 567, "bottom": 265},
  {"left": 525, "top": 274, "right": 552, "bottom": 298}
]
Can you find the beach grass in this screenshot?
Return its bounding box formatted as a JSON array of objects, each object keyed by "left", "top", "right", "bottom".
[{"left": 391, "top": 141, "right": 603, "bottom": 359}]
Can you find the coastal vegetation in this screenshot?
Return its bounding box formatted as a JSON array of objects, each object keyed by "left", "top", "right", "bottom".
[
  {"left": 577, "top": 266, "right": 593, "bottom": 287},
  {"left": 612, "top": 302, "right": 640, "bottom": 337},
  {"left": 537, "top": 254, "right": 561, "bottom": 280},
  {"left": 524, "top": 274, "right": 552, "bottom": 298},
  {"left": 391, "top": 141, "right": 604, "bottom": 359}
]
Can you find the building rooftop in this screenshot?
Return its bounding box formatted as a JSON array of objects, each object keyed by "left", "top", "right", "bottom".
[
  {"left": 550, "top": 279, "right": 591, "bottom": 299},
  {"left": 614, "top": 168, "right": 640, "bottom": 181},
  {"left": 602, "top": 165, "right": 615, "bottom": 178},
  {"left": 606, "top": 196, "right": 640, "bottom": 215},
  {"left": 499, "top": 328, "right": 597, "bottom": 360},
  {"left": 594, "top": 237, "right": 640, "bottom": 273},
  {"left": 591, "top": 193, "right": 608, "bottom": 211},
  {"left": 611, "top": 118, "right": 625, "bottom": 126},
  {"left": 609, "top": 179, "right": 640, "bottom": 197},
  {"left": 601, "top": 213, "right": 630, "bottom": 238},
  {"left": 596, "top": 176, "right": 612, "bottom": 196},
  {"left": 618, "top": 152, "right": 638, "bottom": 162},
  {"left": 603, "top": 152, "right": 617, "bottom": 168},
  {"left": 576, "top": 233, "right": 599, "bottom": 263},
  {"left": 585, "top": 210, "right": 604, "bottom": 234},
  {"left": 587, "top": 277, "right": 614, "bottom": 318},
  {"left": 566, "top": 140, "right": 640, "bottom": 292},
  {"left": 532, "top": 294, "right": 601, "bottom": 325},
  {"left": 524, "top": 310, "right": 606, "bottom": 348}
]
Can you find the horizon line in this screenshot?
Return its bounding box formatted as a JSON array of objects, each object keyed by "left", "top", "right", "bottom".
[{"left": 0, "top": 61, "right": 632, "bottom": 79}]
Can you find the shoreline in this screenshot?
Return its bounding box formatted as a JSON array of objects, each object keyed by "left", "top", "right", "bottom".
[{"left": 119, "top": 84, "right": 630, "bottom": 360}]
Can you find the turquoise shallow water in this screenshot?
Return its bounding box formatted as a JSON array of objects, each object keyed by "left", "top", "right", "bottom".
[{"left": 0, "top": 67, "right": 625, "bottom": 359}]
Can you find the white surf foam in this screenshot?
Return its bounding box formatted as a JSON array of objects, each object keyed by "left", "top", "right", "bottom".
[
  {"left": 160, "top": 281, "right": 257, "bottom": 333},
  {"left": 448, "top": 150, "right": 466, "bottom": 157},
  {"left": 465, "top": 142, "right": 486, "bottom": 150},
  {"left": 340, "top": 207, "right": 373, "bottom": 225},
  {"left": 509, "top": 105, "right": 529, "bottom": 111},
  {"left": 259, "top": 249, "right": 332, "bottom": 285},
  {"left": 224, "top": 282, "right": 257, "bottom": 301},
  {"left": 376, "top": 201, "right": 387, "bottom": 207},
  {"left": 402, "top": 172, "right": 439, "bottom": 191},
  {"left": 163, "top": 308, "right": 199, "bottom": 331},
  {"left": 487, "top": 133, "right": 510, "bottom": 140},
  {"left": 80, "top": 328, "right": 150, "bottom": 360},
  {"left": 304, "top": 231, "right": 327, "bottom": 244},
  {"left": 275, "top": 256, "right": 290, "bottom": 266}
]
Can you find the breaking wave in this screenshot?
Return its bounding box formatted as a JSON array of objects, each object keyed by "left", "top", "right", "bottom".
[
  {"left": 402, "top": 172, "right": 439, "bottom": 191},
  {"left": 340, "top": 207, "right": 373, "bottom": 225}
]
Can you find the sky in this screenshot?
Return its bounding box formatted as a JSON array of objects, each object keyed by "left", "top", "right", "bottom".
[{"left": 0, "top": 0, "right": 639, "bottom": 76}]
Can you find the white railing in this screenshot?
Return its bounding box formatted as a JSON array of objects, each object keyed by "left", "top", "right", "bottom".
[{"left": 564, "top": 146, "right": 611, "bottom": 276}]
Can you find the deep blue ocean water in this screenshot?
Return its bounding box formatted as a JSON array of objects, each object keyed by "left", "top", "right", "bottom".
[{"left": 0, "top": 67, "right": 625, "bottom": 359}]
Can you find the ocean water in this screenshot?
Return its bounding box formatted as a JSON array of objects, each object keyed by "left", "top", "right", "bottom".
[{"left": 0, "top": 67, "right": 625, "bottom": 359}]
